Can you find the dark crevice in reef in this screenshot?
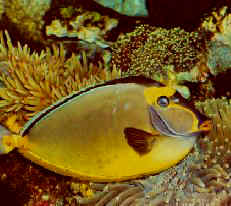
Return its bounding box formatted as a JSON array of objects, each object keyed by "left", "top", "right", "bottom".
[
  {"left": 211, "top": 70, "right": 231, "bottom": 98},
  {"left": 0, "top": 181, "right": 23, "bottom": 206},
  {"left": 146, "top": 0, "right": 230, "bottom": 31}
]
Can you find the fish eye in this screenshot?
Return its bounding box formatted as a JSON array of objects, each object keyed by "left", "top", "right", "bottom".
[{"left": 157, "top": 96, "right": 169, "bottom": 107}]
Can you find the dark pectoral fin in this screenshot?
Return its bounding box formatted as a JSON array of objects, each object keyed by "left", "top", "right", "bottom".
[{"left": 124, "top": 127, "right": 156, "bottom": 155}]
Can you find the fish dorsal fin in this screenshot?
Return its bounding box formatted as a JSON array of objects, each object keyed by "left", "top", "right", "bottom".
[{"left": 124, "top": 128, "right": 156, "bottom": 155}]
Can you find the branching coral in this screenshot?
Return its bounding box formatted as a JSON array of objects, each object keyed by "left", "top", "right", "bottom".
[{"left": 0, "top": 31, "right": 121, "bottom": 124}]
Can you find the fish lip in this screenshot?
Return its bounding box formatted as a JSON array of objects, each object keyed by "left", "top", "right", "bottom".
[{"left": 149, "top": 106, "right": 201, "bottom": 138}]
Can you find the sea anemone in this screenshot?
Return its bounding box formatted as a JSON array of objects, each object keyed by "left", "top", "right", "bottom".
[
  {"left": 0, "top": 31, "right": 121, "bottom": 124},
  {"left": 74, "top": 182, "right": 144, "bottom": 205}
]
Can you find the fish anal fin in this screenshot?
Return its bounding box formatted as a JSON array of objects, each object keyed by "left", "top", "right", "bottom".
[{"left": 124, "top": 127, "right": 156, "bottom": 155}]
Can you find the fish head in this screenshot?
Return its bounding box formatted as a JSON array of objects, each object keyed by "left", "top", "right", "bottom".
[{"left": 144, "top": 86, "right": 210, "bottom": 138}]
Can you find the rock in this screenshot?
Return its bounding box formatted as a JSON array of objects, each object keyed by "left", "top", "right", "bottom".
[{"left": 94, "top": 0, "right": 148, "bottom": 16}]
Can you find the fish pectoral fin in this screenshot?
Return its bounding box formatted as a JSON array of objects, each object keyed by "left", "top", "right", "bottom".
[{"left": 124, "top": 127, "right": 156, "bottom": 155}]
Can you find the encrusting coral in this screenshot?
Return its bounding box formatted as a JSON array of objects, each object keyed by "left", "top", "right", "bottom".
[
  {"left": 0, "top": 31, "right": 121, "bottom": 124},
  {"left": 46, "top": 5, "right": 118, "bottom": 48}
]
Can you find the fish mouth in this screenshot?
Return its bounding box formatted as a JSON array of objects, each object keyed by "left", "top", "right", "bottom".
[{"left": 149, "top": 106, "right": 202, "bottom": 138}]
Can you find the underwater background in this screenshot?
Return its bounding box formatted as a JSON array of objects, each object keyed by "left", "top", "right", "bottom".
[{"left": 0, "top": 0, "right": 231, "bottom": 205}]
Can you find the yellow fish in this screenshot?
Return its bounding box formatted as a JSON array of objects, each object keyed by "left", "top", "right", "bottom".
[{"left": 0, "top": 77, "right": 209, "bottom": 182}]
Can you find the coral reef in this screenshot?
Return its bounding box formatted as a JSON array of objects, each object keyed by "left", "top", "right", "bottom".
[
  {"left": 74, "top": 182, "right": 144, "bottom": 205},
  {"left": 0, "top": 31, "right": 121, "bottom": 124},
  {"left": 0, "top": 0, "right": 4, "bottom": 20},
  {"left": 112, "top": 24, "right": 205, "bottom": 82},
  {"left": 46, "top": 6, "right": 118, "bottom": 48},
  {"left": 94, "top": 0, "right": 148, "bottom": 16},
  {"left": 1, "top": 2, "right": 231, "bottom": 206},
  {"left": 84, "top": 148, "right": 231, "bottom": 205},
  {"left": 0, "top": 150, "right": 73, "bottom": 206},
  {"left": 195, "top": 98, "right": 231, "bottom": 167},
  {"left": 112, "top": 24, "right": 155, "bottom": 73},
  {"left": 201, "top": 6, "right": 231, "bottom": 76},
  {"left": 4, "top": 0, "right": 51, "bottom": 43},
  {"left": 111, "top": 24, "right": 209, "bottom": 99},
  {"left": 136, "top": 145, "right": 231, "bottom": 205}
]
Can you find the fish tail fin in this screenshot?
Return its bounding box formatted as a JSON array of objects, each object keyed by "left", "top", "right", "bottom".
[{"left": 0, "top": 134, "right": 28, "bottom": 154}]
